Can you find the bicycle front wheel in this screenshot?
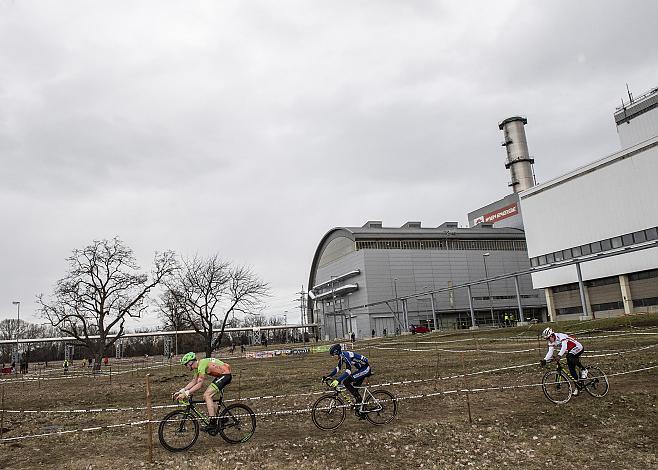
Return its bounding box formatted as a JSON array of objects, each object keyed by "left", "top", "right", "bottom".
[
  {"left": 218, "top": 403, "right": 257, "bottom": 444},
  {"left": 583, "top": 367, "right": 609, "bottom": 398},
  {"left": 364, "top": 389, "right": 397, "bottom": 425},
  {"left": 311, "top": 394, "right": 346, "bottom": 431},
  {"left": 158, "top": 410, "right": 199, "bottom": 452},
  {"left": 542, "top": 370, "right": 572, "bottom": 404}
]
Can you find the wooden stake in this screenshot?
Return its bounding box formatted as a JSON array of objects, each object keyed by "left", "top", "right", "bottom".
[
  {"left": 109, "top": 366, "right": 112, "bottom": 385},
  {"left": 145, "top": 374, "right": 154, "bottom": 463},
  {"left": 238, "top": 370, "right": 242, "bottom": 400},
  {"left": 460, "top": 352, "right": 472, "bottom": 424},
  {"left": 1, "top": 385, "right": 5, "bottom": 439}
]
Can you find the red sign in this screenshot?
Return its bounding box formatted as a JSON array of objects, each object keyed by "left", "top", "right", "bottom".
[{"left": 474, "top": 202, "right": 518, "bottom": 225}]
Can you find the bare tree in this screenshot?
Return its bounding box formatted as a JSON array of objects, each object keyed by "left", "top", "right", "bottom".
[
  {"left": 158, "top": 289, "right": 189, "bottom": 356},
  {"left": 37, "top": 237, "right": 177, "bottom": 369},
  {"left": 164, "top": 254, "right": 269, "bottom": 357}
]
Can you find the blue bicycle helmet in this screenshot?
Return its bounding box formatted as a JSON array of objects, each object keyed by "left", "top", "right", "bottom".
[{"left": 329, "top": 344, "right": 342, "bottom": 356}]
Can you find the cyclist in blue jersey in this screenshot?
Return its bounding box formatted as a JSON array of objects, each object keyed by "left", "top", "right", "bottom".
[{"left": 324, "top": 344, "right": 371, "bottom": 406}]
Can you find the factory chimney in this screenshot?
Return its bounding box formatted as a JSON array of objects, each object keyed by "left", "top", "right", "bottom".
[{"left": 499, "top": 116, "right": 536, "bottom": 192}]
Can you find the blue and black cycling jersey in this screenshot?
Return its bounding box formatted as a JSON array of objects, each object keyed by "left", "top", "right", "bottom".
[{"left": 327, "top": 351, "right": 369, "bottom": 383}]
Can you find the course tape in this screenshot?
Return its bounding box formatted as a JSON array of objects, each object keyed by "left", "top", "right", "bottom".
[
  {"left": 373, "top": 343, "right": 657, "bottom": 356},
  {"left": 0, "top": 362, "right": 170, "bottom": 385},
  {"left": 1, "top": 364, "right": 655, "bottom": 443},
  {"left": 3, "top": 343, "right": 654, "bottom": 416}
]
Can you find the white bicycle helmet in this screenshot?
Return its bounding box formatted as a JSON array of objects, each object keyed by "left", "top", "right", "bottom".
[{"left": 541, "top": 327, "right": 554, "bottom": 339}]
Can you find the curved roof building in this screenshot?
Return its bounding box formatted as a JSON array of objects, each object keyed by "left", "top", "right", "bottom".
[{"left": 307, "top": 221, "right": 544, "bottom": 339}]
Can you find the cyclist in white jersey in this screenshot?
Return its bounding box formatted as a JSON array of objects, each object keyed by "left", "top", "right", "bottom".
[{"left": 540, "top": 327, "right": 587, "bottom": 396}]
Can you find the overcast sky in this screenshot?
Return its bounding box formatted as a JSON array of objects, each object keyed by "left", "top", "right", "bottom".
[{"left": 1, "top": 0, "right": 657, "bottom": 329}]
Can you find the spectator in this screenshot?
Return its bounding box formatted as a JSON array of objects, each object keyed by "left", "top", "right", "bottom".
[
  {"left": 350, "top": 332, "right": 356, "bottom": 343},
  {"left": 103, "top": 356, "right": 109, "bottom": 366},
  {"left": 63, "top": 359, "right": 69, "bottom": 373},
  {"left": 371, "top": 329, "right": 375, "bottom": 338},
  {"left": 383, "top": 328, "right": 387, "bottom": 337}
]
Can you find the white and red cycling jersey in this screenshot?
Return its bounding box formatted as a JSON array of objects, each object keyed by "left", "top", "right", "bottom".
[{"left": 544, "top": 332, "right": 583, "bottom": 361}]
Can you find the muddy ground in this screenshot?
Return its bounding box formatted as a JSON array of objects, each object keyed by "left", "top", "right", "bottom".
[{"left": 0, "top": 315, "right": 656, "bottom": 470}]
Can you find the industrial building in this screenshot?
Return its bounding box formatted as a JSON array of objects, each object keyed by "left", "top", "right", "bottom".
[
  {"left": 520, "top": 86, "right": 658, "bottom": 320},
  {"left": 307, "top": 221, "right": 544, "bottom": 340},
  {"left": 468, "top": 116, "right": 537, "bottom": 230}
]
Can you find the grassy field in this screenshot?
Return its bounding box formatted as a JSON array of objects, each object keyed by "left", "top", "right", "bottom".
[{"left": 0, "top": 314, "right": 656, "bottom": 470}]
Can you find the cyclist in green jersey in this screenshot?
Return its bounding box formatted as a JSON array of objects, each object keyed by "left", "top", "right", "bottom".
[{"left": 174, "top": 352, "right": 232, "bottom": 431}]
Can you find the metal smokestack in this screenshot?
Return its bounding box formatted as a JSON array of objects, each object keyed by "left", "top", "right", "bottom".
[{"left": 499, "top": 116, "right": 535, "bottom": 193}]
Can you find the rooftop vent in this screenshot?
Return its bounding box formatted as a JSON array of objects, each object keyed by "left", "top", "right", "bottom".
[
  {"left": 402, "top": 221, "right": 422, "bottom": 229},
  {"left": 363, "top": 221, "right": 383, "bottom": 229},
  {"left": 438, "top": 222, "right": 459, "bottom": 228}
]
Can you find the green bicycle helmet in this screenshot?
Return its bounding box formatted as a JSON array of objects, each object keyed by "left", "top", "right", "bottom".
[{"left": 180, "top": 352, "right": 196, "bottom": 365}]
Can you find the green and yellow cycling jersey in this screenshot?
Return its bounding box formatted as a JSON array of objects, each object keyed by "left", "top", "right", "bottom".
[{"left": 195, "top": 357, "right": 228, "bottom": 378}]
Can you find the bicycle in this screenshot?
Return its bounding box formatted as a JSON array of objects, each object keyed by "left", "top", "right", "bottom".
[
  {"left": 311, "top": 377, "right": 397, "bottom": 430},
  {"left": 158, "top": 391, "right": 256, "bottom": 452},
  {"left": 541, "top": 359, "right": 609, "bottom": 405}
]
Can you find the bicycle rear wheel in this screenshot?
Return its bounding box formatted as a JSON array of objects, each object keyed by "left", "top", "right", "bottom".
[
  {"left": 364, "top": 389, "right": 397, "bottom": 425},
  {"left": 218, "top": 403, "right": 257, "bottom": 444},
  {"left": 542, "top": 370, "right": 572, "bottom": 404},
  {"left": 158, "top": 410, "right": 199, "bottom": 452},
  {"left": 311, "top": 394, "right": 346, "bottom": 431},
  {"left": 583, "top": 367, "right": 609, "bottom": 398}
]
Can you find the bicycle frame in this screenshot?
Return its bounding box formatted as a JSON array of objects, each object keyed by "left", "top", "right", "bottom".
[
  {"left": 178, "top": 392, "right": 227, "bottom": 426},
  {"left": 325, "top": 380, "right": 383, "bottom": 415}
]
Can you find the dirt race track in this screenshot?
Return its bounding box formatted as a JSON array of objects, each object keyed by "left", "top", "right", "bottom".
[{"left": 1, "top": 315, "right": 656, "bottom": 470}]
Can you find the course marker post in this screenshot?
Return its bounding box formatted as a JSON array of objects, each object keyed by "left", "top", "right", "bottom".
[
  {"left": 238, "top": 370, "right": 242, "bottom": 400},
  {"left": 145, "top": 374, "right": 153, "bottom": 463},
  {"left": 460, "top": 352, "right": 472, "bottom": 424},
  {"left": 1, "top": 385, "right": 5, "bottom": 439}
]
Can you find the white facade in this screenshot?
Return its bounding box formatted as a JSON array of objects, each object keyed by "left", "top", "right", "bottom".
[
  {"left": 520, "top": 137, "right": 658, "bottom": 289},
  {"left": 615, "top": 87, "right": 658, "bottom": 149},
  {"left": 617, "top": 110, "right": 658, "bottom": 149}
]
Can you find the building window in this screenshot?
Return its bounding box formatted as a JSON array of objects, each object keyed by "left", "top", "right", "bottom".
[
  {"left": 539, "top": 255, "right": 547, "bottom": 265},
  {"left": 556, "top": 306, "right": 583, "bottom": 315},
  {"left": 590, "top": 241, "right": 602, "bottom": 253},
  {"left": 629, "top": 269, "right": 658, "bottom": 281},
  {"left": 554, "top": 251, "right": 564, "bottom": 262},
  {"left": 552, "top": 283, "right": 580, "bottom": 293},
  {"left": 646, "top": 227, "right": 658, "bottom": 240},
  {"left": 586, "top": 276, "right": 619, "bottom": 287},
  {"left": 580, "top": 244, "right": 591, "bottom": 256},
  {"left": 572, "top": 246, "right": 583, "bottom": 257},
  {"left": 591, "top": 301, "right": 624, "bottom": 312},
  {"left": 633, "top": 296, "right": 658, "bottom": 307},
  {"left": 562, "top": 249, "right": 573, "bottom": 260},
  {"left": 546, "top": 252, "right": 555, "bottom": 263},
  {"left": 622, "top": 233, "right": 634, "bottom": 246},
  {"left": 633, "top": 230, "right": 647, "bottom": 243},
  {"left": 601, "top": 239, "right": 612, "bottom": 251},
  {"left": 611, "top": 236, "right": 623, "bottom": 248}
]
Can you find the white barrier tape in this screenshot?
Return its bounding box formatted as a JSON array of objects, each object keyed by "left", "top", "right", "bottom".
[
  {"left": 3, "top": 364, "right": 656, "bottom": 443},
  {"left": 374, "top": 343, "right": 656, "bottom": 356},
  {"left": 2, "top": 347, "right": 653, "bottom": 416},
  {"left": 0, "top": 362, "right": 170, "bottom": 384},
  {"left": 0, "top": 362, "right": 538, "bottom": 415},
  {"left": 374, "top": 346, "right": 536, "bottom": 354}
]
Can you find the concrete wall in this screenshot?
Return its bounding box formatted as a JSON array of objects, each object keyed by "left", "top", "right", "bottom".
[{"left": 520, "top": 138, "right": 658, "bottom": 289}]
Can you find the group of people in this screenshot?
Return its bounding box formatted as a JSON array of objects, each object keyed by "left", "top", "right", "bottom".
[
  {"left": 172, "top": 325, "right": 588, "bottom": 433},
  {"left": 174, "top": 342, "right": 372, "bottom": 431}
]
